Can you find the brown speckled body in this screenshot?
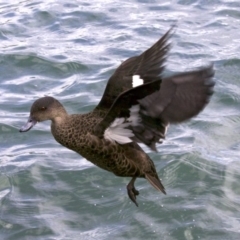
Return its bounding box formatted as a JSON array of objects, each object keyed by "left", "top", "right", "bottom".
[{"left": 51, "top": 110, "right": 157, "bottom": 179}]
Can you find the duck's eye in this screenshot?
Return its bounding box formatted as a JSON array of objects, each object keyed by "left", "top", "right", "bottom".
[{"left": 40, "top": 106, "right": 47, "bottom": 111}]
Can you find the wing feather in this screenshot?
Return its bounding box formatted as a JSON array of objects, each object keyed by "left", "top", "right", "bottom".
[
  {"left": 95, "top": 26, "right": 175, "bottom": 111},
  {"left": 94, "top": 65, "right": 215, "bottom": 151}
]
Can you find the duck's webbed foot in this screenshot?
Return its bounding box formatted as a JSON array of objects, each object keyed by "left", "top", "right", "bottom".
[{"left": 127, "top": 177, "right": 139, "bottom": 207}]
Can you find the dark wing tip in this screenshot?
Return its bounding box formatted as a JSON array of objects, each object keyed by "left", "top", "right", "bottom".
[
  {"left": 138, "top": 63, "right": 215, "bottom": 124},
  {"left": 200, "top": 64, "right": 216, "bottom": 97},
  {"left": 202, "top": 63, "right": 215, "bottom": 79},
  {"left": 95, "top": 25, "right": 176, "bottom": 111}
]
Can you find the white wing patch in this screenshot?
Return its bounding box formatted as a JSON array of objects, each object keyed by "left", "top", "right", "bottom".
[
  {"left": 104, "top": 104, "right": 141, "bottom": 144},
  {"left": 132, "top": 75, "right": 143, "bottom": 87},
  {"left": 128, "top": 105, "right": 141, "bottom": 126},
  {"left": 104, "top": 118, "right": 134, "bottom": 144}
]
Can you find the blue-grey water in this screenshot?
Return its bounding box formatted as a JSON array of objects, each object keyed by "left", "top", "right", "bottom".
[{"left": 1, "top": 0, "right": 240, "bottom": 239}]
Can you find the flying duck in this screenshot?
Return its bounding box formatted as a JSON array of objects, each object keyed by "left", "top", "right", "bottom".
[{"left": 20, "top": 27, "right": 215, "bottom": 206}]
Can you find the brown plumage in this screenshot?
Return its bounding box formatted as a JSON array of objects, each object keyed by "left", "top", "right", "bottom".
[{"left": 20, "top": 26, "right": 215, "bottom": 207}]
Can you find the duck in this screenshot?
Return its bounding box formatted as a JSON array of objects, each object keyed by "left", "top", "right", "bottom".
[{"left": 20, "top": 26, "right": 215, "bottom": 207}]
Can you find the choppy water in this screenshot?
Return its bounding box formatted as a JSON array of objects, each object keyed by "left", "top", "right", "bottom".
[{"left": 1, "top": 0, "right": 240, "bottom": 239}]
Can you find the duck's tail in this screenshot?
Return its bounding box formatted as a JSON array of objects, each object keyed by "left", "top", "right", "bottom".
[{"left": 145, "top": 173, "right": 166, "bottom": 195}]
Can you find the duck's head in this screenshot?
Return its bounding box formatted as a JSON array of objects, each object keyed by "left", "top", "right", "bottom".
[{"left": 19, "top": 96, "right": 66, "bottom": 132}]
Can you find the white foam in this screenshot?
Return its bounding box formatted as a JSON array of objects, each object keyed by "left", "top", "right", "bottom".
[
  {"left": 132, "top": 75, "right": 143, "bottom": 87},
  {"left": 164, "top": 123, "right": 169, "bottom": 135}
]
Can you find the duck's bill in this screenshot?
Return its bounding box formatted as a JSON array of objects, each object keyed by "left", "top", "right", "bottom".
[{"left": 19, "top": 117, "right": 37, "bottom": 132}]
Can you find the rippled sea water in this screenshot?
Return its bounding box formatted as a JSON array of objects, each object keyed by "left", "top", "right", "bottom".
[{"left": 1, "top": 0, "right": 240, "bottom": 239}]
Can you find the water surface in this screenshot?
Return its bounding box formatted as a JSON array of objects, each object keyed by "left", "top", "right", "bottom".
[{"left": 1, "top": 0, "right": 240, "bottom": 239}]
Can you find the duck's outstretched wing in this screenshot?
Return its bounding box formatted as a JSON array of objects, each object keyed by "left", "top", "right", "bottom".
[
  {"left": 94, "top": 65, "right": 215, "bottom": 151},
  {"left": 95, "top": 26, "right": 174, "bottom": 111}
]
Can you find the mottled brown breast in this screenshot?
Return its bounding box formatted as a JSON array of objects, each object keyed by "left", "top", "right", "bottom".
[{"left": 50, "top": 111, "right": 151, "bottom": 177}]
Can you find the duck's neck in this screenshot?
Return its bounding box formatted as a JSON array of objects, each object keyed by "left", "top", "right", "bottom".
[
  {"left": 51, "top": 108, "right": 69, "bottom": 143},
  {"left": 52, "top": 108, "right": 69, "bottom": 125},
  {"left": 50, "top": 100, "right": 69, "bottom": 125},
  {"left": 52, "top": 115, "right": 68, "bottom": 125}
]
